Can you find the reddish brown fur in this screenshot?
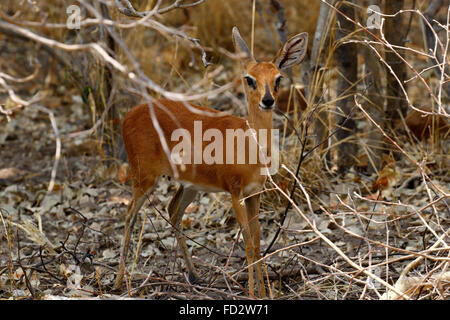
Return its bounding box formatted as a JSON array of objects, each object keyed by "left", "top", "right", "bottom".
[
  {"left": 122, "top": 99, "right": 269, "bottom": 197},
  {"left": 405, "top": 107, "right": 449, "bottom": 140}
]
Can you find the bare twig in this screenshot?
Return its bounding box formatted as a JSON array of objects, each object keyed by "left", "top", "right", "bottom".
[
  {"left": 115, "top": 0, "right": 207, "bottom": 17},
  {"left": 113, "top": 0, "right": 210, "bottom": 67},
  {"left": 321, "top": 0, "right": 449, "bottom": 116}
]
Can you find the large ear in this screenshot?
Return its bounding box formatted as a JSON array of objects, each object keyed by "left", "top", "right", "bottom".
[
  {"left": 232, "top": 27, "right": 255, "bottom": 64},
  {"left": 273, "top": 32, "right": 308, "bottom": 71}
]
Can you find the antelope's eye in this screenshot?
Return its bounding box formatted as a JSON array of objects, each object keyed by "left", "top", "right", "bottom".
[
  {"left": 245, "top": 76, "right": 257, "bottom": 90},
  {"left": 274, "top": 76, "right": 282, "bottom": 92}
]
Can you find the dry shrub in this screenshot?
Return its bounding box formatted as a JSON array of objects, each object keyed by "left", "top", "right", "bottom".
[{"left": 123, "top": 0, "right": 320, "bottom": 88}]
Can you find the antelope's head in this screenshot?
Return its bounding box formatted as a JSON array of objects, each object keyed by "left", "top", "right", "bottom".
[{"left": 232, "top": 27, "right": 308, "bottom": 112}]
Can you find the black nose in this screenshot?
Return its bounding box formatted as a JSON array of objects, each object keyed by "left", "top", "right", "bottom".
[
  {"left": 262, "top": 83, "right": 275, "bottom": 109},
  {"left": 262, "top": 97, "right": 274, "bottom": 108}
]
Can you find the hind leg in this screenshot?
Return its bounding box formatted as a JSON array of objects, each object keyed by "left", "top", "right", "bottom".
[
  {"left": 114, "top": 179, "right": 155, "bottom": 289},
  {"left": 167, "top": 185, "right": 198, "bottom": 283}
]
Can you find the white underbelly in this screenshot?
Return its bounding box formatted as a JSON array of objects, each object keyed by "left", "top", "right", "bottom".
[
  {"left": 180, "top": 181, "right": 224, "bottom": 193},
  {"left": 167, "top": 178, "right": 263, "bottom": 195}
]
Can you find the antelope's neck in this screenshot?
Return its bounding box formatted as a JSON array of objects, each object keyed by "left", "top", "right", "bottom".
[
  {"left": 247, "top": 104, "right": 273, "bottom": 132},
  {"left": 246, "top": 103, "right": 274, "bottom": 169},
  {"left": 247, "top": 103, "right": 273, "bottom": 161}
]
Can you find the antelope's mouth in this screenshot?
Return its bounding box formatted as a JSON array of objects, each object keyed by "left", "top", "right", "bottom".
[{"left": 259, "top": 103, "right": 275, "bottom": 111}]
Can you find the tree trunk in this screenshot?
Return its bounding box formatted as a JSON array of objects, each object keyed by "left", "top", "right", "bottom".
[
  {"left": 384, "top": 0, "right": 407, "bottom": 124},
  {"left": 362, "top": 0, "right": 385, "bottom": 174},
  {"left": 422, "top": 0, "right": 449, "bottom": 100},
  {"left": 309, "top": 0, "right": 334, "bottom": 157},
  {"left": 97, "top": 1, "right": 126, "bottom": 163},
  {"left": 336, "top": 0, "right": 358, "bottom": 170}
]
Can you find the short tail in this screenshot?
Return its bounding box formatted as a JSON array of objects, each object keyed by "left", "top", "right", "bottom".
[{"left": 118, "top": 163, "right": 130, "bottom": 184}]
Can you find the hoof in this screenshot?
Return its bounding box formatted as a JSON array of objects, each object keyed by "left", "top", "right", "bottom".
[{"left": 188, "top": 272, "right": 198, "bottom": 285}]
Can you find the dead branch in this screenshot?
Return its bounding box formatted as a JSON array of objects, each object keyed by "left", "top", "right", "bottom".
[
  {"left": 115, "top": 0, "right": 207, "bottom": 17},
  {"left": 382, "top": 232, "right": 449, "bottom": 300},
  {"left": 322, "top": 1, "right": 449, "bottom": 117},
  {"left": 113, "top": 0, "right": 210, "bottom": 67},
  {"left": 0, "top": 71, "right": 61, "bottom": 193},
  {"left": 261, "top": 168, "right": 412, "bottom": 299}
]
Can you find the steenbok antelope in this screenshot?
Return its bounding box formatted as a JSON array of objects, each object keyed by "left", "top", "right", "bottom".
[{"left": 115, "top": 27, "right": 308, "bottom": 298}]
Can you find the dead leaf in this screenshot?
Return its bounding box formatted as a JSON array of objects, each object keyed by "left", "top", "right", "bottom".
[
  {"left": 182, "top": 217, "right": 193, "bottom": 228},
  {"left": 0, "top": 167, "right": 27, "bottom": 180},
  {"left": 329, "top": 194, "right": 350, "bottom": 210},
  {"left": 102, "top": 248, "right": 116, "bottom": 259},
  {"left": 364, "top": 190, "right": 381, "bottom": 201},
  {"left": 185, "top": 204, "right": 199, "bottom": 214},
  {"left": 373, "top": 163, "right": 399, "bottom": 190}
]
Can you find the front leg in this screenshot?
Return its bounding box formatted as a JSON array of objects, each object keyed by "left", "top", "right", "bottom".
[
  {"left": 245, "top": 194, "right": 266, "bottom": 298},
  {"left": 231, "top": 192, "right": 257, "bottom": 297}
]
